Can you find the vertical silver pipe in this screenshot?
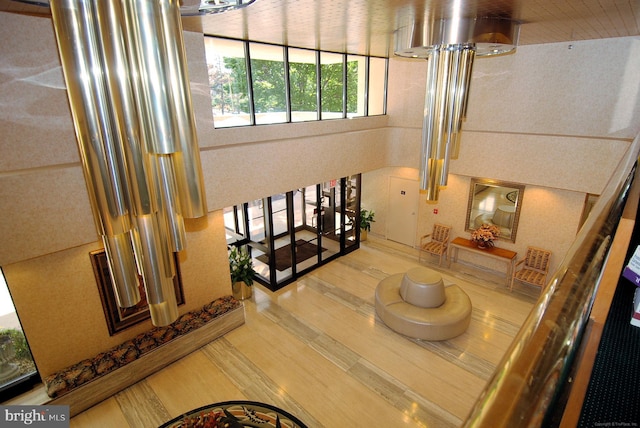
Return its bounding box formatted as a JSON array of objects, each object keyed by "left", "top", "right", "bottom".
[
  {"left": 103, "top": 233, "right": 141, "bottom": 307},
  {"left": 438, "top": 45, "right": 457, "bottom": 186},
  {"left": 96, "top": 0, "right": 155, "bottom": 217},
  {"left": 159, "top": 0, "right": 208, "bottom": 219},
  {"left": 153, "top": 154, "right": 187, "bottom": 253},
  {"left": 121, "top": 0, "right": 185, "bottom": 324},
  {"left": 442, "top": 45, "right": 475, "bottom": 182},
  {"left": 420, "top": 44, "right": 476, "bottom": 201},
  {"left": 134, "top": 215, "right": 169, "bottom": 299},
  {"left": 50, "top": 0, "right": 132, "bottom": 236},
  {"left": 420, "top": 47, "right": 439, "bottom": 197},
  {"left": 148, "top": 278, "right": 179, "bottom": 327},
  {"left": 121, "top": 0, "right": 178, "bottom": 155},
  {"left": 51, "top": 0, "right": 205, "bottom": 325},
  {"left": 135, "top": 213, "right": 178, "bottom": 326},
  {"left": 50, "top": 0, "right": 141, "bottom": 307},
  {"left": 451, "top": 48, "right": 475, "bottom": 159}
]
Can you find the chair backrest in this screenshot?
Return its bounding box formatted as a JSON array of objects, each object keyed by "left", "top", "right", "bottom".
[
  {"left": 432, "top": 224, "right": 451, "bottom": 244},
  {"left": 524, "top": 247, "right": 551, "bottom": 272}
]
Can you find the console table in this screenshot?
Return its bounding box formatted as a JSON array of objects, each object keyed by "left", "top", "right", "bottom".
[{"left": 449, "top": 237, "right": 517, "bottom": 284}]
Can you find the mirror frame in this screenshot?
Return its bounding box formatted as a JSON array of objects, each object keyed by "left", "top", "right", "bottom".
[{"left": 465, "top": 178, "right": 525, "bottom": 243}]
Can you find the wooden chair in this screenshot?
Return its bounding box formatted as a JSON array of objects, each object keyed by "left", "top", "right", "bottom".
[
  {"left": 511, "top": 246, "right": 552, "bottom": 292},
  {"left": 418, "top": 224, "right": 451, "bottom": 266}
]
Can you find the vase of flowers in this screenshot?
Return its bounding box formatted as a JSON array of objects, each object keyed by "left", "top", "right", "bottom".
[
  {"left": 229, "top": 246, "right": 256, "bottom": 300},
  {"left": 471, "top": 223, "right": 500, "bottom": 249}
]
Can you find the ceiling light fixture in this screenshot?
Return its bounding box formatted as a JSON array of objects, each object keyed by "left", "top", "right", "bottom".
[{"left": 395, "top": 14, "right": 520, "bottom": 202}]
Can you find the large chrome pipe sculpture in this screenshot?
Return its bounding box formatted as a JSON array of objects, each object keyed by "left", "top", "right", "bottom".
[
  {"left": 395, "top": 15, "right": 519, "bottom": 202},
  {"left": 419, "top": 44, "right": 475, "bottom": 201},
  {"left": 50, "top": 0, "right": 207, "bottom": 326}
]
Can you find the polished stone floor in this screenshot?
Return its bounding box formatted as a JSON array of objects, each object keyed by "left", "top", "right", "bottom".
[{"left": 68, "top": 236, "right": 536, "bottom": 427}]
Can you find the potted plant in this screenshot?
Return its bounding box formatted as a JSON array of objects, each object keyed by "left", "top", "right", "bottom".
[
  {"left": 471, "top": 223, "right": 500, "bottom": 249},
  {"left": 360, "top": 209, "right": 376, "bottom": 241},
  {"left": 228, "top": 246, "right": 256, "bottom": 300}
]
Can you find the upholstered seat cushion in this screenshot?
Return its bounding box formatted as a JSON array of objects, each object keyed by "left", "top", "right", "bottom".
[
  {"left": 375, "top": 273, "right": 472, "bottom": 341},
  {"left": 399, "top": 267, "right": 445, "bottom": 308},
  {"left": 421, "top": 241, "right": 445, "bottom": 253},
  {"left": 513, "top": 269, "right": 546, "bottom": 286},
  {"left": 511, "top": 246, "right": 552, "bottom": 292}
]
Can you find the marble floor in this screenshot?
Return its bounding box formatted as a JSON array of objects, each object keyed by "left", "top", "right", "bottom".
[{"left": 68, "top": 236, "right": 537, "bottom": 427}]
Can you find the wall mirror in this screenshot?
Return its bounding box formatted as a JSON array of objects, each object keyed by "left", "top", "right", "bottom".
[{"left": 465, "top": 178, "right": 525, "bottom": 243}]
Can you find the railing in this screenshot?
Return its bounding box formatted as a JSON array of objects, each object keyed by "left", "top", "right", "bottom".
[{"left": 462, "top": 133, "right": 640, "bottom": 428}]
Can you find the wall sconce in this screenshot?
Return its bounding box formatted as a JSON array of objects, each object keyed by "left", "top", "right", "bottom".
[
  {"left": 395, "top": 14, "right": 520, "bottom": 202},
  {"left": 49, "top": 0, "right": 207, "bottom": 326}
]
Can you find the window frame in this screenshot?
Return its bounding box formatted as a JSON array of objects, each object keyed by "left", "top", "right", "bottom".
[{"left": 204, "top": 36, "right": 387, "bottom": 128}]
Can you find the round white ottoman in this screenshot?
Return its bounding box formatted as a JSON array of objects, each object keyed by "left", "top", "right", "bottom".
[{"left": 375, "top": 267, "right": 472, "bottom": 341}]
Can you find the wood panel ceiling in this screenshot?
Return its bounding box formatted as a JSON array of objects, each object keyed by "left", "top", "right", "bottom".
[
  {"left": 184, "top": 0, "right": 640, "bottom": 56},
  {"left": 1, "top": 0, "right": 638, "bottom": 57}
]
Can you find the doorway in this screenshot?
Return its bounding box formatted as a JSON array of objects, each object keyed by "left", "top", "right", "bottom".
[
  {"left": 224, "top": 175, "right": 361, "bottom": 291},
  {"left": 387, "top": 176, "right": 419, "bottom": 247}
]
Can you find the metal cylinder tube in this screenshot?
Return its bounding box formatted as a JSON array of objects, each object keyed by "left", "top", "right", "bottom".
[
  {"left": 395, "top": 16, "right": 519, "bottom": 58},
  {"left": 420, "top": 44, "right": 475, "bottom": 201},
  {"left": 158, "top": 0, "right": 208, "bottom": 218},
  {"left": 50, "top": 0, "right": 132, "bottom": 237},
  {"left": 51, "top": 0, "right": 141, "bottom": 307},
  {"left": 103, "top": 233, "right": 141, "bottom": 308},
  {"left": 49, "top": 0, "right": 205, "bottom": 326}
]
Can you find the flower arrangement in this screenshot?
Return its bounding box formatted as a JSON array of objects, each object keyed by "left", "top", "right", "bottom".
[
  {"left": 471, "top": 223, "right": 500, "bottom": 247},
  {"left": 228, "top": 246, "right": 256, "bottom": 286}
]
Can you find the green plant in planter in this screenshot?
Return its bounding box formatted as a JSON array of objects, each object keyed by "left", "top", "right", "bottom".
[
  {"left": 360, "top": 209, "right": 376, "bottom": 232},
  {"left": 228, "top": 246, "right": 256, "bottom": 286}
]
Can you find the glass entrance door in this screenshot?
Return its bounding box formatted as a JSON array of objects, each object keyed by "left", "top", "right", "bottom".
[
  {"left": 342, "top": 175, "right": 360, "bottom": 253},
  {"left": 225, "top": 174, "right": 362, "bottom": 291}
]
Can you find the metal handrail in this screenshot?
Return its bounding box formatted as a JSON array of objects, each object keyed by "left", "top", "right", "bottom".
[{"left": 462, "top": 133, "right": 640, "bottom": 428}]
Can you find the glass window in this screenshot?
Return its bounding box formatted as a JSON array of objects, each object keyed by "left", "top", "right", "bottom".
[
  {"left": 368, "top": 57, "right": 387, "bottom": 115},
  {"left": 223, "top": 205, "right": 246, "bottom": 244},
  {"left": 320, "top": 52, "right": 344, "bottom": 119},
  {"left": 288, "top": 48, "right": 318, "bottom": 122},
  {"left": 249, "top": 43, "right": 287, "bottom": 125},
  {"left": 204, "top": 36, "right": 387, "bottom": 128},
  {"left": 204, "top": 38, "right": 251, "bottom": 128},
  {"left": 346, "top": 55, "right": 366, "bottom": 118},
  {"left": 0, "top": 269, "right": 39, "bottom": 400},
  {"left": 271, "top": 193, "right": 289, "bottom": 236},
  {"left": 247, "top": 199, "right": 265, "bottom": 242}
]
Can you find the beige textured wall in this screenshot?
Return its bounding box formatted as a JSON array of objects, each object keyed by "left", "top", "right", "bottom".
[
  {"left": 2, "top": 210, "right": 230, "bottom": 377},
  {"left": 200, "top": 119, "right": 390, "bottom": 210}
]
